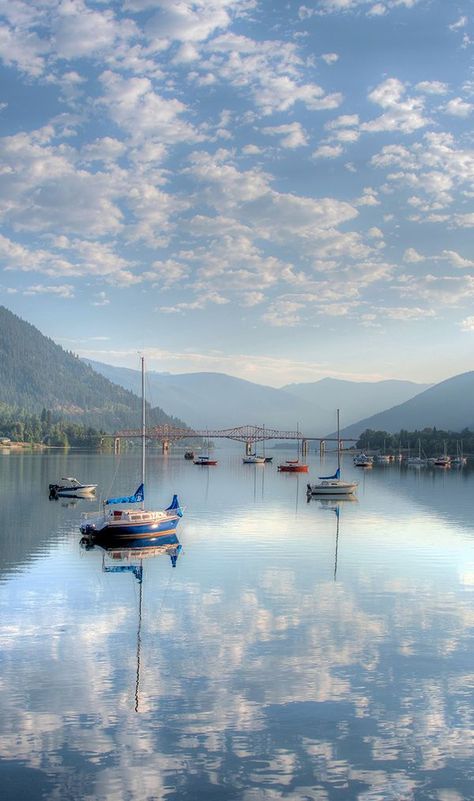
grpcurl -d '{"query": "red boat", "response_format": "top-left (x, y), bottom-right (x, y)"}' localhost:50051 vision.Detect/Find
top-left (278, 461), bottom-right (309, 473)
top-left (194, 456), bottom-right (218, 466)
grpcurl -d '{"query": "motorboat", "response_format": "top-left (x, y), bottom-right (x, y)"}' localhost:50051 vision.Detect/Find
top-left (278, 460), bottom-right (308, 473)
top-left (307, 410), bottom-right (358, 497)
top-left (353, 453), bottom-right (373, 467)
top-left (49, 477), bottom-right (97, 498)
top-left (375, 454), bottom-right (391, 464)
top-left (184, 451), bottom-right (195, 460)
top-left (242, 454), bottom-right (266, 464)
top-left (80, 357), bottom-right (183, 540)
top-left (194, 455), bottom-right (218, 466)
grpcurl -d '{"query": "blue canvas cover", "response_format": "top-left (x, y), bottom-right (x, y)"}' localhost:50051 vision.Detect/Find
top-left (105, 483), bottom-right (145, 505)
top-left (318, 468), bottom-right (340, 480)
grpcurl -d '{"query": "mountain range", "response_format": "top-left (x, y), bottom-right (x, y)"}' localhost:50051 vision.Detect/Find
top-left (338, 371), bottom-right (474, 439)
top-left (0, 306), bottom-right (186, 432)
top-left (84, 359), bottom-right (429, 435)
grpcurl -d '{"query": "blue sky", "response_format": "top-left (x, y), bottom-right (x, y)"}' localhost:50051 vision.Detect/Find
top-left (0, 0), bottom-right (473, 386)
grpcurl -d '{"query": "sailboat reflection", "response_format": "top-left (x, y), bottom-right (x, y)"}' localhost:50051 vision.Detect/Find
top-left (307, 496), bottom-right (357, 580)
top-left (80, 537), bottom-right (182, 711)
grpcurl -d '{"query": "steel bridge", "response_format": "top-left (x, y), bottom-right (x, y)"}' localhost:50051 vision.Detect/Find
top-left (109, 424), bottom-right (358, 456)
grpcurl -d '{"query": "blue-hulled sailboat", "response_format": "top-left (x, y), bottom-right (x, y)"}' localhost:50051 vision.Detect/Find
top-left (80, 357), bottom-right (183, 541)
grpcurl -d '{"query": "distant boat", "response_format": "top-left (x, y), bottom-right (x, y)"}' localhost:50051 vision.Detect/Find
top-left (242, 454), bottom-right (266, 464)
top-left (80, 357), bottom-right (183, 540)
top-left (451, 441), bottom-right (467, 466)
top-left (407, 439), bottom-right (427, 467)
top-left (307, 410), bottom-right (358, 497)
top-left (434, 441), bottom-right (451, 467)
top-left (49, 477), bottom-right (97, 498)
top-left (194, 455), bottom-right (218, 466)
top-left (184, 451), bottom-right (195, 460)
top-left (278, 424), bottom-right (308, 472)
top-left (375, 454), bottom-right (391, 464)
top-left (278, 461), bottom-right (309, 473)
top-left (353, 453), bottom-right (373, 467)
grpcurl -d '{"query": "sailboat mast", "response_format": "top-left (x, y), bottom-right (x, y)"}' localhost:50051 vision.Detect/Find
top-left (337, 408), bottom-right (341, 473)
top-left (141, 356), bottom-right (146, 509)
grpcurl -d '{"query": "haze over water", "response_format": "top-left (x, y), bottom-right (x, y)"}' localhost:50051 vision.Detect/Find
top-left (1, 448), bottom-right (473, 801)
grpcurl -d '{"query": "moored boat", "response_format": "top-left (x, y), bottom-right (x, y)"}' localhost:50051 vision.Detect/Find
top-left (353, 453), bottom-right (373, 467)
top-left (49, 477), bottom-right (97, 498)
top-left (80, 357), bottom-right (183, 541)
top-left (242, 454), bottom-right (266, 464)
top-left (194, 455), bottom-right (218, 466)
top-left (278, 460), bottom-right (308, 473)
top-left (307, 410), bottom-right (358, 497)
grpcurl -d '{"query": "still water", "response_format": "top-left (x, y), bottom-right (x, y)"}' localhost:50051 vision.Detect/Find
top-left (0, 448), bottom-right (473, 801)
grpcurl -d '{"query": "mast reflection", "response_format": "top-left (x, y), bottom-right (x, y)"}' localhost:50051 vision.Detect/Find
top-left (81, 536), bottom-right (182, 711)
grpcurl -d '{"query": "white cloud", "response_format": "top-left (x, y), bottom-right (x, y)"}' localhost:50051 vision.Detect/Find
top-left (441, 250), bottom-right (474, 269)
top-left (415, 81), bottom-right (449, 95)
top-left (312, 144), bottom-right (343, 159)
top-left (321, 52), bottom-right (339, 64)
top-left (53, 0), bottom-right (136, 59)
top-left (403, 248), bottom-right (424, 263)
top-left (460, 316), bottom-right (474, 331)
top-left (261, 122), bottom-right (308, 149)
top-left (23, 283), bottom-right (75, 298)
top-left (362, 78), bottom-right (429, 134)
top-left (98, 71), bottom-right (201, 145)
top-left (442, 98), bottom-right (473, 118)
top-left (449, 16), bottom-right (467, 32)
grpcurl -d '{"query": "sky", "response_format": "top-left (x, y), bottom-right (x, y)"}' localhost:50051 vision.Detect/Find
top-left (0, 0), bottom-right (473, 387)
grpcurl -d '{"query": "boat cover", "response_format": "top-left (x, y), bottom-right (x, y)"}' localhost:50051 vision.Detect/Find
top-left (318, 468), bottom-right (340, 480)
top-left (105, 483), bottom-right (145, 505)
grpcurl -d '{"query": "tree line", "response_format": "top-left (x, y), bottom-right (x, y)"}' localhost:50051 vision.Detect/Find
top-left (0, 406), bottom-right (104, 448)
top-left (356, 427), bottom-right (474, 456)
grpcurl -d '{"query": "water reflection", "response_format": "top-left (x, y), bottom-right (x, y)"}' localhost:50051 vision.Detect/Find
top-left (82, 539), bottom-right (182, 714)
top-left (0, 451), bottom-right (473, 800)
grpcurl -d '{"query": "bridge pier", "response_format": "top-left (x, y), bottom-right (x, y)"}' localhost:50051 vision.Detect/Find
top-left (319, 439), bottom-right (326, 457)
top-left (162, 440), bottom-right (169, 454)
top-left (301, 439), bottom-right (308, 457)
top-left (245, 440), bottom-right (253, 456)
top-left (114, 437), bottom-right (120, 455)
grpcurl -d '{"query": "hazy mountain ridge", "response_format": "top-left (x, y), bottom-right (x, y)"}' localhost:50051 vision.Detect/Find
top-left (283, 377), bottom-right (431, 426)
top-left (0, 307), bottom-right (187, 432)
top-left (338, 371), bottom-right (474, 438)
top-left (85, 360), bottom-right (429, 435)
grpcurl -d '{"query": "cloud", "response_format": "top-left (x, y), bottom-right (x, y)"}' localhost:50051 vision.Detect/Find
top-left (23, 283), bottom-right (75, 298)
top-left (415, 81), bottom-right (449, 95)
top-left (312, 144), bottom-right (343, 159)
top-left (460, 316), bottom-right (474, 331)
top-left (98, 71), bottom-right (201, 145)
top-left (442, 98), bottom-right (473, 118)
top-left (261, 122), bottom-right (308, 149)
top-left (403, 248), bottom-right (424, 263)
top-left (362, 78), bottom-right (429, 134)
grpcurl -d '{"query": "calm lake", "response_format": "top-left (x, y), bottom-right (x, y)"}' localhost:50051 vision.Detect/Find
top-left (0, 448), bottom-right (473, 801)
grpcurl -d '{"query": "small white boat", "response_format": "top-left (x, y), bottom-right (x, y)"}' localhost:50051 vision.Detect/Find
top-left (407, 439), bottom-right (427, 467)
top-left (307, 411), bottom-right (358, 497)
top-left (353, 453), bottom-right (373, 467)
top-left (49, 477), bottom-right (97, 498)
top-left (375, 454), bottom-right (391, 464)
top-left (242, 454), bottom-right (266, 464)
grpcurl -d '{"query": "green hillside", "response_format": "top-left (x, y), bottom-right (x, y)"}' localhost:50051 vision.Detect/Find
top-left (0, 306), bottom-right (187, 432)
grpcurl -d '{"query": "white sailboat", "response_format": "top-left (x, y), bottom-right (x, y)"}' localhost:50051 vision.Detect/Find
top-left (307, 410), bottom-right (358, 497)
top-left (80, 357), bottom-right (183, 542)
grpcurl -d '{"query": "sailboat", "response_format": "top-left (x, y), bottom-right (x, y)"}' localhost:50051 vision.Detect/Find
top-left (278, 424), bottom-right (308, 472)
top-left (194, 431), bottom-right (218, 465)
top-left (407, 438), bottom-right (427, 467)
top-left (80, 357), bottom-right (183, 542)
top-left (452, 440), bottom-right (467, 466)
top-left (434, 441), bottom-right (451, 467)
top-left (307, 410), bottom-right (358, 496)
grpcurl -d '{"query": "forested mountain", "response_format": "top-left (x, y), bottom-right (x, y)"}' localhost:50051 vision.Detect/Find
top-left (0, 306), bottom-right (186, 432)
top-left (339, 371), bottom-right (474, 438)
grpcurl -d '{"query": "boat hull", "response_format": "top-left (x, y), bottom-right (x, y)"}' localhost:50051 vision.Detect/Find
top-left (80, 514), bottom-right (181, 538)
top-left (278, 465), bottom-right (309, 473)
top-left (307, 483), bottom-right (357, 496)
